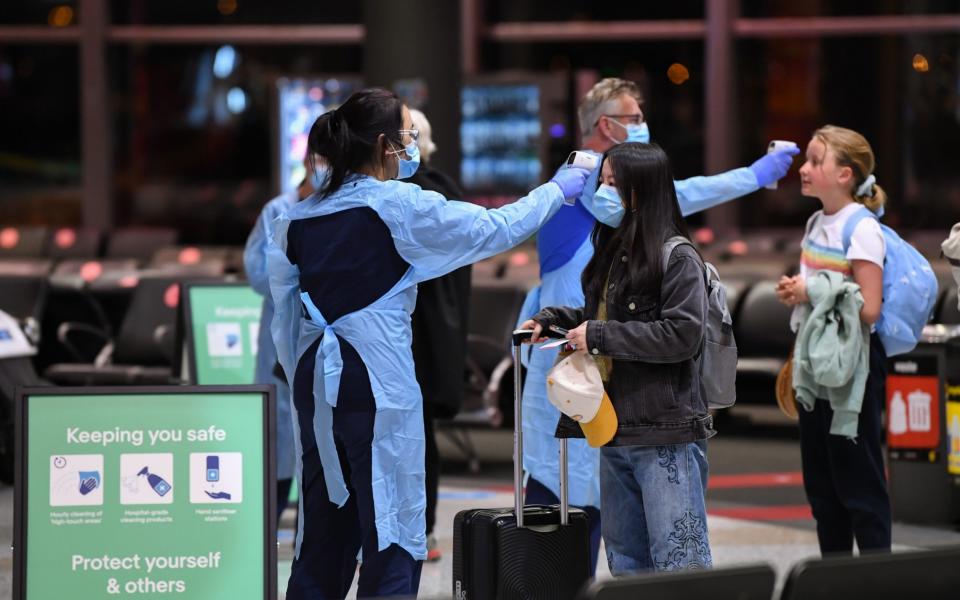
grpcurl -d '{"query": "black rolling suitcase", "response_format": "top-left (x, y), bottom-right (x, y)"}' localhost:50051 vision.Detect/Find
top-left (453, 329), bottom-right (591, 600)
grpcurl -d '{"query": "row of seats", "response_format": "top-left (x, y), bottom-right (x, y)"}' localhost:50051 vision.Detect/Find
top-left (0, 228), bottom-right (249, 375)
top-left (576, 544), bottom-right (960, 600)
top-left (0, 226), bottom-right (177, 261)
top-left (695, 226), bottom-right (950, 264)
top-left (440, 255), bottom-right (960, 468)
top-left (0, 225), bottom-right (247, 284)
top-left (0, 269), bottom-right (229, 386)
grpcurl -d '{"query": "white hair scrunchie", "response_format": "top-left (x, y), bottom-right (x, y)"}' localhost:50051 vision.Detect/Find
top-left (856, 174), bottom-right (876, 198)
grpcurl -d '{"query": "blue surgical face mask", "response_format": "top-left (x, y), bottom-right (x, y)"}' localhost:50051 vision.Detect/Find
top-left (631, 122), bottom-right (650, 144)
top-left (584, 184), bottom-right (625, 228)
top-left (391, 140), bottom-right (420, 180)
top-left (608, 118), bottom-right (650, 144)
top-left (310, 165), bottom-right (329, 190)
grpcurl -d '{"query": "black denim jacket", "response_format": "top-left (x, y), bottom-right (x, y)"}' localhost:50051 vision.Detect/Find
top-left (532, 244), bottom-right (715, 447)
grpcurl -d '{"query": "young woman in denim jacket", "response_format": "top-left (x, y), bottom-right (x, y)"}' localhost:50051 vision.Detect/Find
top-left (521, 142), bottom-right (713, 574)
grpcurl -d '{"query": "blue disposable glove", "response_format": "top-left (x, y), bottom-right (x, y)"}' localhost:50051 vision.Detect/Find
top-left (550, 166), bottom-right (592, 200)
top-left (749, 146), bottom-right (800, 188)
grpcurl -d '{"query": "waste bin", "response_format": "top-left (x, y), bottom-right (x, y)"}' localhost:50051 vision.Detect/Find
top-left (887, 325), bottom-right (960, 525)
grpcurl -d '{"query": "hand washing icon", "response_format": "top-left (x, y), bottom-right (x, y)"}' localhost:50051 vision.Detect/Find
top-left (137, 466), bottom-right (172, 497)
top-left (78, 470), bottom-right (100, 496)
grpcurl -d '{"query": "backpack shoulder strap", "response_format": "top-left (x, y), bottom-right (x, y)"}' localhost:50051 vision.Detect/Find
top-left (661, 236), bottom-right (694, 274)
top-left (841, 205), bottom-right (879, 254)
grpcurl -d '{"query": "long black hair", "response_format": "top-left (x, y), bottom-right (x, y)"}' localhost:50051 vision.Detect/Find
top-left (307, 88), bottom-right (404, 198)
top-left (581, 143), bottom-right (692, 305)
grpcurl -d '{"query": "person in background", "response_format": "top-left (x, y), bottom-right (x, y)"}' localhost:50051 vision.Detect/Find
top-left (516, 77), bottom-right (799, 574)
top-left (243, 152), bottom-right (319, 524)
top-left (941, 222), bottom-right (960, 306)
top-left (776, 125), bottom-right (890, 555)
top-left (267, 89), bottom-right (590, 598)
top-left (406, 108), bottom-right (472, 563)
top-left (522, 142), bottom-right (714, 574)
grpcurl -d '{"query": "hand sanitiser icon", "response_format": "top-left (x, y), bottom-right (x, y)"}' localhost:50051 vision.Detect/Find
top-left (137, 466), bottom-right (172, 497)
top-left (206, 456), bottom-right (220, 482)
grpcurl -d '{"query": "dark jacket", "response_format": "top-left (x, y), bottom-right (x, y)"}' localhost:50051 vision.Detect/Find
top-left (408, 165), bottom-right (472, 418)
top-left (533, 243), bottom-right (714, 446)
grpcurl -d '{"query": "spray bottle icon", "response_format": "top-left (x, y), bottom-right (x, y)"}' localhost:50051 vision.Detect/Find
top-left (137, 466), bottom-right (172, 497)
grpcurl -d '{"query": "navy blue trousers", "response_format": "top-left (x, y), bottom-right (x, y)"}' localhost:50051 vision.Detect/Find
top-left (799, 333), bottom-right (892, 555)
top-left (286, 338), bottom-right (422, 599)
top-left (526, 476), bottom-right (602, 576)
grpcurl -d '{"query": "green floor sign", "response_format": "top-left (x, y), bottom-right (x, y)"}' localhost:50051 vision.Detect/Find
top-left (184, 284), bottom-right (264, 385)
top-left (15, 387), bottom-right (276, 599)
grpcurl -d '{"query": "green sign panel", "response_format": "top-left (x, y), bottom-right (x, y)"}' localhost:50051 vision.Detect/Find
top-left (16, 387), bottom-right (275, 599)
top-left (185, 285), bottom-right (263, 385)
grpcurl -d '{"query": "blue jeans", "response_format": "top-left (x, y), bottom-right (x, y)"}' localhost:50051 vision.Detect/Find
top-left (600, 441), bottom-right (711, 575)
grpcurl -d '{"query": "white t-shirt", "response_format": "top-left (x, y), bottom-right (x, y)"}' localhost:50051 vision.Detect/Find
top-left (792, 202), bottom-right (885, 331)
top-left (799, 202), bottom-right (885, 280)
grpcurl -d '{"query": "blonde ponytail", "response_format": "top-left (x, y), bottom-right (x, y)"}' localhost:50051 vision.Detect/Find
top-left (814, 125), bottom-right (887, 215)
top-left (858, 182), bottom-right (887, 215)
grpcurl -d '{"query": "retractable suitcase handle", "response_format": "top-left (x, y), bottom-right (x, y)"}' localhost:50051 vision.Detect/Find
top-left (512, 329), bottom-right (570, 528)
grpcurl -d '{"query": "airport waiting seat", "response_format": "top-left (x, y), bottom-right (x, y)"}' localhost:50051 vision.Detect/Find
top-left (44, 275), bottom-right (185, 386)
top-left (49, 258), bottom-right (140, 291)
top-left (0, 226), bottom-right (48, 258)
top-left (0, 272), bottom-right (49, 326)
top-left (714, 257), bottom-right (795, 281)
top-left (105, 227), bottom-right (178, 263)
top-left (0, 259), bottom-right (53, 278)
top-left (734, 281), bottom-right (795, 403)
top-left (47, 227), bottom-right (102, 260)
top-left (436, 282), bottom-right (527, 472)
top-left (149, 246), bottom-right (230, 276)
top-left (719, 276), bottom-right (752, 322)
top-left (577, 563), bottom-right (775, 600)
top-left (780, 546), bottom-right (960, 600)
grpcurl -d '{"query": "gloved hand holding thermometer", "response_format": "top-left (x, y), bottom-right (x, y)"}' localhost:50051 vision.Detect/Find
top-left (550, 154), bottom-right (594, 204)
top-left (750, 141), bottom-right (800, 189)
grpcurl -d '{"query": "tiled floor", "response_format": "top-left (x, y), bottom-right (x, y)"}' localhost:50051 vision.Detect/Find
top-left (267, 413), bottom-right (960, 599)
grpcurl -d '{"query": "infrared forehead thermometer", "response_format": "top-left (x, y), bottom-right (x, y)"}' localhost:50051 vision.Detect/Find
top-left (565, 151), bottom-right (600, 171)
top-left (765, 140), bottom-right (798, 190)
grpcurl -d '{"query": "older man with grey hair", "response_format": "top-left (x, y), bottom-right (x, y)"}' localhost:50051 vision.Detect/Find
top-left (517, 76), bottom-right (800, 576)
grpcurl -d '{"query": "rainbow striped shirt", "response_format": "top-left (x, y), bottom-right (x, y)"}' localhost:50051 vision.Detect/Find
top-left (801, 238), bottom-right (851, 277)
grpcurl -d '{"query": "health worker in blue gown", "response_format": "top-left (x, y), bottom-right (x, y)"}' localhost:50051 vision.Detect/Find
top-left (266, 88), bottom-right (591, 599)
top-left (518, 77), bottom-right (800, 575)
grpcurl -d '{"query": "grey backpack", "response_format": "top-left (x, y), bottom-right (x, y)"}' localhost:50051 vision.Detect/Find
top-left (661, 237), bottom-right (737, 409)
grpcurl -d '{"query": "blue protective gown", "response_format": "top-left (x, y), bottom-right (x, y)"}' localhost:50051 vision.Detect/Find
top-left (243, 190), bottom-right (297, 482)
top-left (267, 175), bottom-right (565, 561)
top-left (518, 150), bottom-right (760, 509)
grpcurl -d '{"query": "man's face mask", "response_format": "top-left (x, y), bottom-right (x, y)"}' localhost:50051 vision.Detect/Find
top-left (583, 183), bottom-right (626, 228)
top-left (607, 118), bottom-right (650, 145)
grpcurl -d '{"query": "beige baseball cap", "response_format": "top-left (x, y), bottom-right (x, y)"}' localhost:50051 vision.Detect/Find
top-left (546, 352), bottom-right (617, 447)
